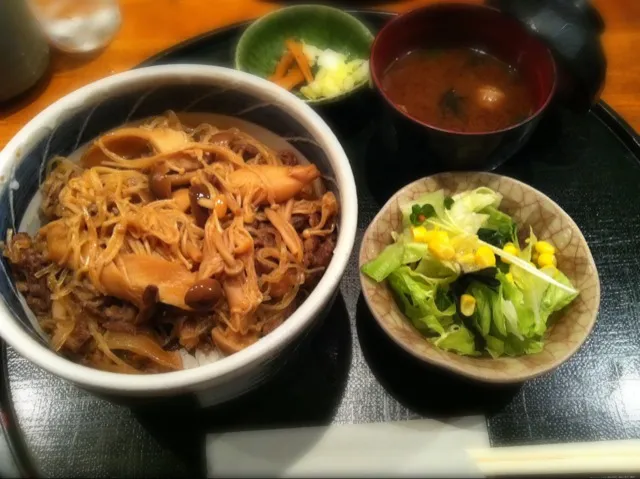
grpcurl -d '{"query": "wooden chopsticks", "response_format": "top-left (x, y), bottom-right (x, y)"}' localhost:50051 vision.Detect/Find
top-left (468, 440), bottom-right (640, 476)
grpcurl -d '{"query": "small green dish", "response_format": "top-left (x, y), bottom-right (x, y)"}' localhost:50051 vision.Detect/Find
top-left (235, 5), bottom-right (374, 106)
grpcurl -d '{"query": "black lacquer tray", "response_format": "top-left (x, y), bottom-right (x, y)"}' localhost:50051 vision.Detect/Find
top-left (2, 10), bottom-right (640, 478)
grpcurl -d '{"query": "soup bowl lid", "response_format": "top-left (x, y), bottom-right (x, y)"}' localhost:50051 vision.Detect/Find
top-left (486, 0), bottom-right (607, 111)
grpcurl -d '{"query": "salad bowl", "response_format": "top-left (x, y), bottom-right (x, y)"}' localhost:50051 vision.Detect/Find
top-left (359, 172), bottom-right (600, 383)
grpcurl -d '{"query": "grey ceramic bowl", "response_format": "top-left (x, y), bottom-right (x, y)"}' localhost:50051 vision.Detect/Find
top-left (359, 172), bottom-right (600, 383)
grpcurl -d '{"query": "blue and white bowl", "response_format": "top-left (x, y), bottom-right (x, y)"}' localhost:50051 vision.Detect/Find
top-left (0, 65), bottom-right (357, 400)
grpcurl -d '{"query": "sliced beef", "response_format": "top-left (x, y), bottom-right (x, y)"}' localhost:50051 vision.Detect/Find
top-left (252, 223), bottom-right (276, 248)
top-left (262, 316), bottom-right (284, 336)
top-left (6, 233), bottom-right (48, 274)
top-left (178, 318), bottom-right (201, 351)
top-left (303, 236), bottom-right (319, 269)
top-left (255, 260), bottom-right (271, 277)
top-left (268, 271), bottom-right (299, 299)
top-left (17, 281), bottom-right (50, 316)
top-left (97, 301), bottom-right (140, 334)
top-left (314, 234), bottom-right (336, 269)
top-left (230, 140), bottom-right (259, 160)
top-left (81, 296), bottom-right (108, 318)
top-left (309, 212), bottom-right (321, 228)
top-left (163, 337), bottom-right (180, 351)
top-left (291, 214), bottom-right (308, 232)
top-left (303, 233), bottom-right (336, 287)
top-left (278, 150), bottom-right (299, 166)
top-left (303, 234), bottom-right (335, 269)
top-left (177, 314), bottom-right (213, 351)
top-left (5, 234), bottom-right (52, 315)
top-left (78, 292), bottom-right (140, 335)
top-left (102, 321), bottom-right (137, 335)
top-left (104, 304), bottom-right (137, 323)
top-left (65, 321), bottom-right (91, 353)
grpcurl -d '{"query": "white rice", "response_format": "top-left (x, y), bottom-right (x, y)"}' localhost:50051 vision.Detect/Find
top-left (179, 347), bottom-right (223, 369)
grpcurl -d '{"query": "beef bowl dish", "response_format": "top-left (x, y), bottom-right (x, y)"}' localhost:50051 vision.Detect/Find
top-left (0, 65), bottom-right (357, 400)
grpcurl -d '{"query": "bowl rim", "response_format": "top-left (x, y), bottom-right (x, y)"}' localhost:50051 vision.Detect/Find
top-left (369, 3), bottom-right (558, 136)
top-left (0, 64), bottom-right (358, 394)
top-left (359, 171), bottom-right (601, 383)
top-left (234, 4), bottom-right (375, 106)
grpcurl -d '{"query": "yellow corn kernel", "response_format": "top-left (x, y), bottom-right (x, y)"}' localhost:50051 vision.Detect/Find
top-left (430, 242), bottom-right (456, 261)
top-left (503, 242), bottom-right (518, 256)
top-left (430, 230), bottom-right (449, 244)
top-left (411, 226), bottom-right (429, 243)
top-left (460, 294), bottom-right (476, 317)
top-left (458, 253), bottom-right (475, 265)
top-left (505, 272), bottom-right (514, 283)
top-left (537, 252), bottom-right (557, 268)
top-left (535, 240), bottom-right (556, 255)
top-left (412, 227), bottom-right (437, 244)
top-left (501, 242), bottom-right (519, 264)
top-left (427, 230), bottom-right (452, 258)
top-left (475, 245), bottom-right (496, 268)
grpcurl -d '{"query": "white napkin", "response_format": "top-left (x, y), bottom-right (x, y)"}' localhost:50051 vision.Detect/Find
top-left (206, 416), bottom-right (489, 477)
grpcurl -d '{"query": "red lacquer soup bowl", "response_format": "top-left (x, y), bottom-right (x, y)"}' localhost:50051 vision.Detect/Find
top-left (370, 3), bottom-right (557, 170)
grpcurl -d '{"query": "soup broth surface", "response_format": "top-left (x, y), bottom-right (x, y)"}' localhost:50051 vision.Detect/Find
top-left (381, 47), bottom-right (535, 133)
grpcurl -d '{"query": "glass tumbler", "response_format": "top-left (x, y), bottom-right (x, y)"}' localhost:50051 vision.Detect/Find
top-left (29, 0), bottom-right (122, 54)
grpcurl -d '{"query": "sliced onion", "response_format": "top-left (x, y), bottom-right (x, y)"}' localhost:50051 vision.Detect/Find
top-left (104, 331), bottom-right (183, 371)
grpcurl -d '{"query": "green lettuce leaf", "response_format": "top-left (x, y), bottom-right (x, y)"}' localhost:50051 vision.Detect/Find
top-left (413, 289), bottom-right (456, 336)
top-left (468, 282), bottom-right (493, 337)
top-left (491, 284), bottom-right (507, 337)
top-left (387, 266), bottom-right (456, 336)
top-left (519, 228), bottom-right (538, 262)
top-left (500, 298), bottom-right (523, 340)
top-left (464, 282), bottom-right (506, 356)
top-left (361, 242), bottom-right (404, 282)
top-left (499, 271), bottom-right (535, 338)
top-left (402, 242), bottom-right (429, 265)
top-left (477, 206), bottom-right (518, 248)
top-left (432, 325), bottom-right (479, 356)
top-left (447, 187), bottom-right (503, 235)
top-left (510, 263), bottom-right (551, 336)
top-left (511, 266), bottom-right (576, 337)
top-left (540, 266), bottom-right (579, 319)
top-left (361, 241), bottom-right (430, 282)
top-left (504, 336), bottom-right (544, 356)
top-left (413, 314), bottom-right (448, 336)
top-left (414, 252), bottom-right (459, 284)
top-left (485, 335), bottom-right (505, 358)
top-left (386, 265), bottom-right (457, 338)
